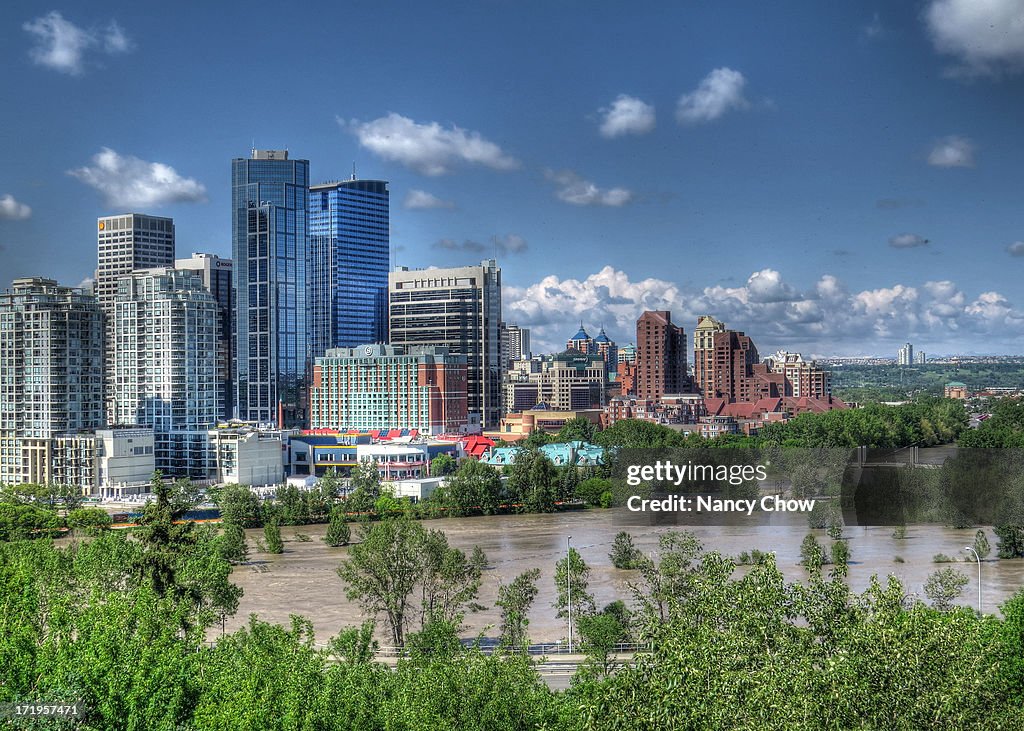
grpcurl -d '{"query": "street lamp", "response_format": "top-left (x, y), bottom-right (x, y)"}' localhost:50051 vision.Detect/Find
top-left (963, 546), bottom-right (982, 613)
top-left (567, 536), bottom-right (573, 653)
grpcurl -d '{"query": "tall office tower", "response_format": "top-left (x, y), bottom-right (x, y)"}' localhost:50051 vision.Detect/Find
top-left (593, 326), bottom-right (618, 374)
top-left (618, 343), bottom-right (637, 364)
top-left (308, 177), bottom-right (390, 358)
top-left (0, 278), bottom-right (104, 485)
top-left (113, 269), bottom-right (219, 478)
top-left (96, 214), bottom-right (175, 417)
top-left (897, 343), bottom-right (914, 366)
top-left (636, 311), bottom-right (688, 400)
top-left (175, 253), bottom-right (234, 419)
top-left (501, 323), bottom-right (531, 368)
top-left (232, 149), bottom-right (310, 427)
top-left (389, 260), bottom-right (502, 429)
top-left (693, 315), bottom-right (726, 395)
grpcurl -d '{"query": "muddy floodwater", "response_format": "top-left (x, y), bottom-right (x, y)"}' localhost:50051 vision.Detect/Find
top-left (224, 510), bottom-right (1024, 646)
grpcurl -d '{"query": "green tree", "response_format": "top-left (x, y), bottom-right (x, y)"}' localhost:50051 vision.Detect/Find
top-left (554, 547), bottom-right (595, 634)
top-left (576, 601), bottom-right (631, 678)
top-left (0, 502), bottom-right (61, 541)
top-left (336, 516), bottom-right (483, 648)
top-left (211, 483), bottom-right (263, 527)
top-left (263, 519), bottom-right (284, 554)
top-left (496, 568), bottom-right (541, 650)
top-left (431, 453), bottom-right (458, 476)
top-left (440, 458), bottom-right (502, 515)
top-left (218, 521), bottom-right (249, 564)
top-left (609, 531), bottom-right (644, 569)
top-left (324, 506), bottom-right (351, 547)
top-left (924, 567), bottom-right (969, 611)
top-left (557, 416), bottom-right (597, 443)
top-left (994, 525), bottom-right (1024, 558)
top-left (974, 529), bottom-right (992, 560)
top-left (577, 477), bottom-right (613, 507)
top-left (327, 620), bottom-right (379, 665)
top-left (65, 507), bottom-right (113, 535)
top-left (508, 449), bottom-right (557, 513)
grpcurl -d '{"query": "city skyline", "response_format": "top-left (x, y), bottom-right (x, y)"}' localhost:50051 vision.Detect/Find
top-left (1, 2), bottom-right (1024, 356)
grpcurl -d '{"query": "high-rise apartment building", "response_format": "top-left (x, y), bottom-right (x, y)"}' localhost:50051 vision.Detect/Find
top-left (0, 278), bottom-right (105, 485)
top-left (389, 260), bottom-right (502, 429)
top-left (232, 149), bottom-right (310, 427)
top-left (96, 214), bottom-right (175, 417)
top-left (175, 253), bottom-right (233, 419)
top-left (636, 311), bottom-right (688, 400)
top-left (897, 343), bottom-right (914, 366)
top-left (500, 323), bottom-right (531, 368)
top-left (308, 178), bottom-right (390, 357)
top-left (693, 315), bottom-right (726, 396)
top-left (915, 351), bottom-right (926, 365)
top-left (309, 344), bottom-right (468, 435)
top-left (762, 351), bottom-right (832, 399)
top-left (113, 269), bottom-right (219, 478)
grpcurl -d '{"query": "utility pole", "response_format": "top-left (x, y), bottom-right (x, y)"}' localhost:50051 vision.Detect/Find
top-left (567, 535), bottom-right (573, 653)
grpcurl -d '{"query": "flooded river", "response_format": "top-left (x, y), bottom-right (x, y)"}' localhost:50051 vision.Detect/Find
top-left (225, 510), bottom-right (1023, 646)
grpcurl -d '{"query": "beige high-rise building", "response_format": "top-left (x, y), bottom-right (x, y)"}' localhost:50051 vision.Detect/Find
top-left (96, 214), bottom-right (175, 418)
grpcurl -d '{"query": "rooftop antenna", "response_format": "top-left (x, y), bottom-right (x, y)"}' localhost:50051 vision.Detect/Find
top-left (352, 161), bottom-right (357, 181)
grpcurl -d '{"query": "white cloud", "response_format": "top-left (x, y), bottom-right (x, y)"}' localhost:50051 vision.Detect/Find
top-left (404, 189), bottom-right (456, 210)
top-left (23, 11), bottom-right (132, 76)
top-left (433, 233), bottom-right (527, 255)
top-left (1007, 241), bottom-right (1024, 256)
top-left (598, 94), bottom-right (656, 138)
top-left (544, 169), bottom-right (633, 207)
top-left (0, 194), bottom-right (32, 220)
top-left (927, 135), bottom-right (975, 167)
top-left (889, 233), bottom-right (930, 248)
top-left (863, 12), bottom-right (885, 39)
top-left (676, 67), bottom-right (750, 124)
top-left (68, 148), bottom-right (207, 207)
top-left (341, 113), bottom-right (519, 176)
top-left (504, 267), bottom-right (1024, 355)
top-left (924, 0), bottom-right (1024, 77)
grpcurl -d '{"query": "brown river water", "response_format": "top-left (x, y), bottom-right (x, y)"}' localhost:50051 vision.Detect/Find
top-left (224, 510), bottom-right (1024, 646)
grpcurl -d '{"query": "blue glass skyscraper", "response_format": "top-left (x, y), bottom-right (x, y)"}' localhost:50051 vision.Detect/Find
top-left (232, 150), bottom-right (310, 428)
top-left (308, 177), bottom-right (389, 357)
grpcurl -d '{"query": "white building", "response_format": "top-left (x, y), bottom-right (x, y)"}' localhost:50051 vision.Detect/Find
top-left (355, 443), bottom-right (430, 480)
top-left (897, 343), bottom-right (914, 366)
top-left (209, 424), bottom-right (285, 486)
top-left (113, 269), bottom-right (220, 478)
top-left (94, 428), bottom-right (156, 498)
top-left (0, 278), bottom-right (105, 485)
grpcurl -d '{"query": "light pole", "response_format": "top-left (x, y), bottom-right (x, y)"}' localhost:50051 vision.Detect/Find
top-left (567, 536), bottom-right (572, 653)
top-left (963, 546), bottom-right (982, 613)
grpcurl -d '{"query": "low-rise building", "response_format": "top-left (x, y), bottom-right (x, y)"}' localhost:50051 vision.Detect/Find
top-left (209, 423), bottom-right (285, 486)
top-left (944, 381), bottom-right (969, 399)
top-left (603, 394), bottom-right (705, 427)
top-left (491, 407), bottom-right (603, 441)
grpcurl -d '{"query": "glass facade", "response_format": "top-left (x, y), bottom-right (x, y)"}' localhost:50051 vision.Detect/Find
top-left (308, 179), bottom-right (390, 358)
top-left (231, 151), bottom-right (310, 427)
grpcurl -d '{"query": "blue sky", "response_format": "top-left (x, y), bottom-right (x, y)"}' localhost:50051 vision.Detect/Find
top-left (1, 0), bottom-right (1023, 356)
